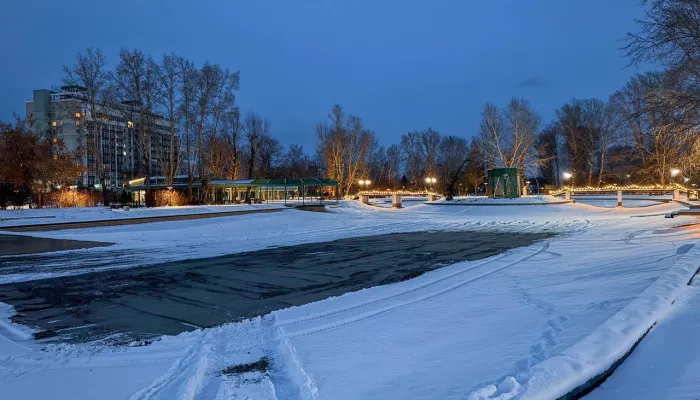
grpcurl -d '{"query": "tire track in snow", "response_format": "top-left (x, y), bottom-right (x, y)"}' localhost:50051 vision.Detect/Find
top-left (260, 315), bottom-right (319, 400)
top-left (277, 219), bottom-right (589, 336)
top-left (129, 337), bottom-right (213, 400)
top-left (284, 242), bottom-right (550, 339)
top-left (278, 249), bottom-right (517, 327)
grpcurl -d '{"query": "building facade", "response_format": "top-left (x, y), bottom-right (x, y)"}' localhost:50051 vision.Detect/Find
top-left (26, 86), bottom-right (176, 190)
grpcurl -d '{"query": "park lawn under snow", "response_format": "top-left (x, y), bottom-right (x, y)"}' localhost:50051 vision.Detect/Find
top-left (433, 195), bottom-right (569, 205)
top-left (586, 278), bottom-right (700, 400)
top-left (0, 203), bottom-right (284, 228)
top-left (1, 200), bottom-right (699, 399)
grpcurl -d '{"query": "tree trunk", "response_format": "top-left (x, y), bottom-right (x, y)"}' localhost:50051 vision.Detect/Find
top-left (248, 148), bottom-right (256, 179)
top-left (597, 148), bottom-right (606, 186)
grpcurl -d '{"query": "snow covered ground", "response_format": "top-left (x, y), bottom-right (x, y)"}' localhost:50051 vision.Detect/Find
top-left (572, 194), bottom-right (674, 209)
top-left (434, 195), bottom-right (570, 205)
top-left (1, 201), bottom-right (699, 399)
top-left (0, 204), bottom-right (284, 228)
top-left (585, 277), bottom-right (700, 400)
top-left (369, 196), bottom-right (427, 208)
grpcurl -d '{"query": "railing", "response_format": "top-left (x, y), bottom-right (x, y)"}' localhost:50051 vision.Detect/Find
top-left (549, 185), bottom-right (690, 196)
top-left (357, 190), bottom-right (440, 196)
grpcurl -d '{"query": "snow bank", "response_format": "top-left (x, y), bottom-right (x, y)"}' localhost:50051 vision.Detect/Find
top-left (0, 303), bottom-right (34, 341)
top-left (432, 195), bottom-right (570, 206)
top-left (0, 204), bottom-right (284, 228)
top-left (518, 243), bottom-right (700, 399)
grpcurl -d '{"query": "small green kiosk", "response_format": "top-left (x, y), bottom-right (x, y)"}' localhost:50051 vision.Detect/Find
top-left (487, 168), bottom-right (521, 198)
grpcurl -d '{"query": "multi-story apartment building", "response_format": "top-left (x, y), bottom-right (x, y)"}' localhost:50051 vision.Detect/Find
top-left (26, 86), bottom-right (176, 190)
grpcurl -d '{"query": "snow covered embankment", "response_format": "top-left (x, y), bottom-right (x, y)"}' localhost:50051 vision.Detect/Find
top-left (469, 242), bottom-right (700, 400)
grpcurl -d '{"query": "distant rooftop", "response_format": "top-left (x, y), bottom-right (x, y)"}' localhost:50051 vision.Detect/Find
top-left (60, 85), bottom-right (87, 92)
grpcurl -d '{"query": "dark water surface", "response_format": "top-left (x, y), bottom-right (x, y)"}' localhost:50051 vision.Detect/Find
top-left (0, 230), bottom-right (549, 344)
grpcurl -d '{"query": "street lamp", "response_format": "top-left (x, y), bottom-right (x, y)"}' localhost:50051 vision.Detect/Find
top-left (670, 168), bottom-right (681, 185)
top-left (424, 177), bottom-right (437, 192)
top-left (562, 172), bottom-right (572, 180)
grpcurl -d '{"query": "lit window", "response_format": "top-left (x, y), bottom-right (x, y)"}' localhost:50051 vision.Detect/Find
top-left (127, 121), bottom-right (134, 129)
top-left (51, 121), bottom-right (57, 127)
top-left (75, 112), bottom-right (81, 118)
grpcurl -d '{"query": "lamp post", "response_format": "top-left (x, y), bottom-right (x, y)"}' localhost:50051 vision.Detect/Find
top-left (669, 168), bottom-right (681, 192)
top-left (358, 179), bottom-right (371, 190)
top-left (562, 172), bottom-right (572, 186)
top-left (424, 177), bottom-right (436, 191)
top-left (167, 186), bottom-right (174, 206)
top-left (671, 168), bottom-right (681, 183)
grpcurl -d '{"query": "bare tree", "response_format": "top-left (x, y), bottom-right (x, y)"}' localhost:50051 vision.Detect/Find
top-left (610, 72), bottom-right (698, 184)
top-left (243, 110), bottom-right (270, 179)
top-left (256, 134), bottom-right (283, 178)
top-left (63, 47), bottom-right (109, 203)
top-left (479, 98), bottom-right (541, 171)
top-left (343, 116), bottom-right (377, 195)
top-left (283, 144), bottom-right (309, 178)
top-left (178, 57), bottom-right (198, 197)
top-left (205, 68), bottom-right (240, 180)
top-left (536, 124), bottom-right (560, 186)
top-left (399, 128), bottom-right (441, 186)
top-left (156, 52), bottom-right (182, 187)
top-left (193, 63), bottom-right (221, 180)
top-left (385, 144), bottom-right (402, 189)
top-left (625, 0), bottom-right (700, 136)
top-left (112, 48), bottom-right (162, 206)
top-left (316, 105), bottom-right (377, 196)
top-left (316, 105), bottom-right (346, 192)
top-left (223, 107), bottom-right (243, 180)
top-left (578, 99), bottom-right (604, 186)
top-left (437, 135), bottom-right (469, 199)
top-left (464, 138), bottom-right (486, 194)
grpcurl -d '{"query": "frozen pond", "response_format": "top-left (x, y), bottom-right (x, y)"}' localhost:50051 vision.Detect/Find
top-left (369, 196), bottom-right (428, 208)
top-left (0, 230), bottom-right (549, 344)
top-left (572, 195), bottom-right (671, 208)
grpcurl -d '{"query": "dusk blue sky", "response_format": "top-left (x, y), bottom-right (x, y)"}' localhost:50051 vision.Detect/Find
top-left (1, 0), bottom-right (655, 150)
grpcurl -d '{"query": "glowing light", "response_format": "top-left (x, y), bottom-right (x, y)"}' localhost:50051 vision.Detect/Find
top-left (671, 168), bottom-right (681, 177)
top-left (550, 183), bottom-right (688, 197)
top-left (562, 172), bottom-right (572, 180)
top-left (424, 177), bottom-right (437, 184)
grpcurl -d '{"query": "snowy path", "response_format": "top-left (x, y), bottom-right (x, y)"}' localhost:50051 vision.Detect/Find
top-left (585, 280), bottom-right (700, 400)
top-left (1, 202), bottom-right (698, 399)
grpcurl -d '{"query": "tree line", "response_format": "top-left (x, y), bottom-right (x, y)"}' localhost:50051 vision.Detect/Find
top-left (2, 0), bottom-right (700, 208)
